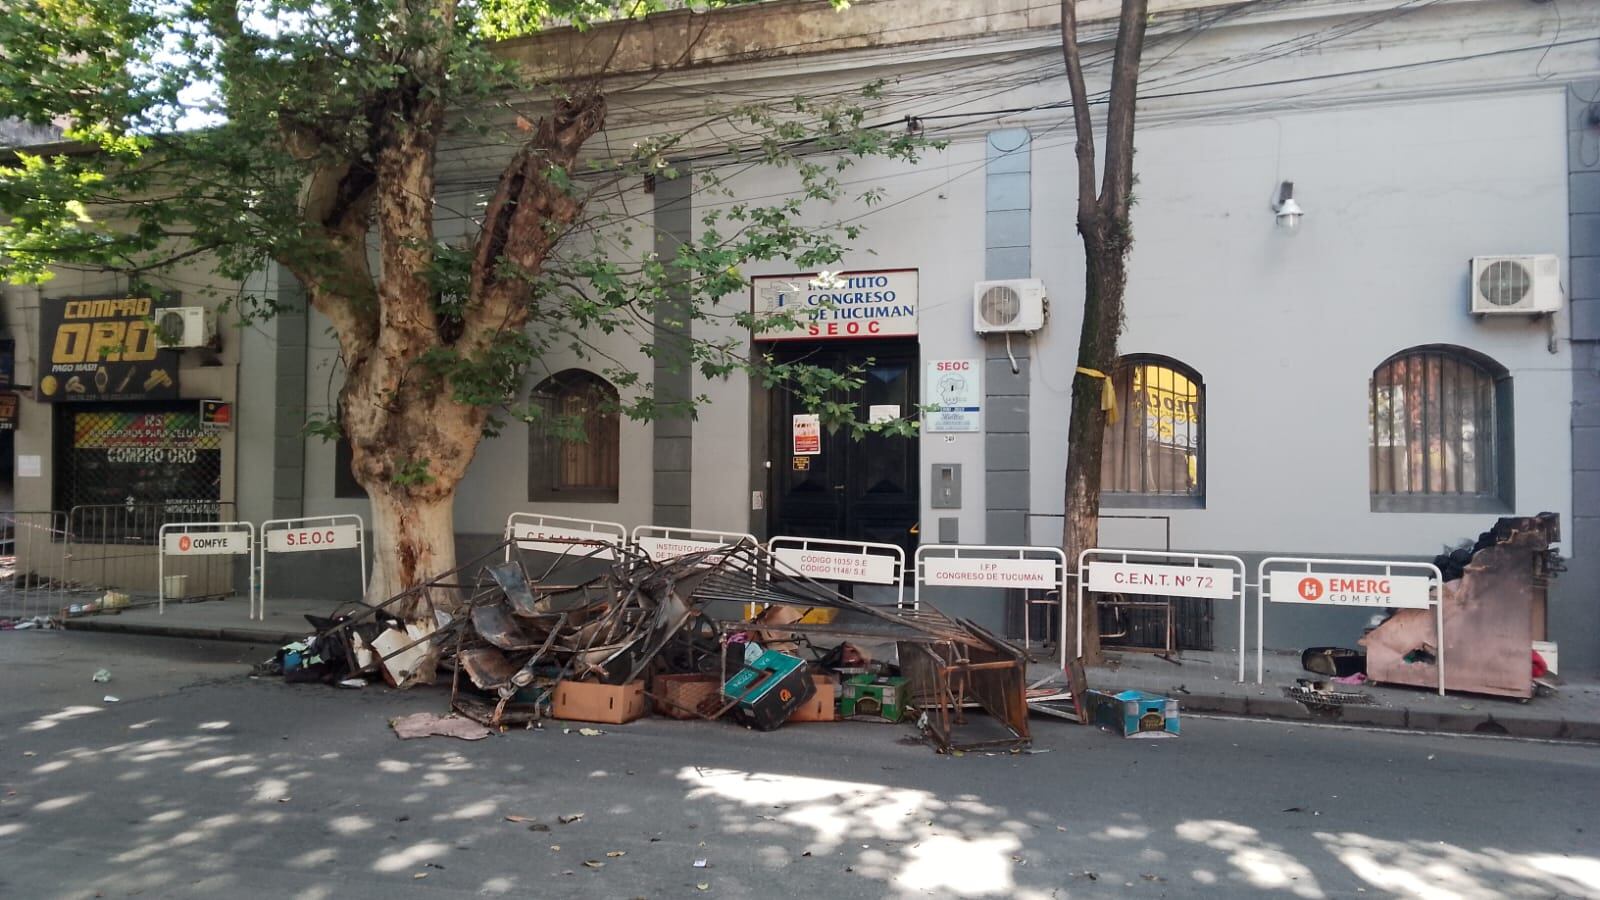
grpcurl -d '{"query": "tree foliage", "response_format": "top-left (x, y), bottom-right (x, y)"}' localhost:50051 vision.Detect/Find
top-left (1, 0), bottom-right (927, 610)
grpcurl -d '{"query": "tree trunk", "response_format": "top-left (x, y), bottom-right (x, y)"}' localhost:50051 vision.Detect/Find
top-left (1062, 221), bottom-right (1130, 665)
top-left (365, 487), bottom-right (457, 614)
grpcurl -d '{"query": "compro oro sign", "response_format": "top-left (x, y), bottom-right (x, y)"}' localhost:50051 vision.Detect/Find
top-left (922, 557), bottom-right (1057, 588)
top-left (1087, 562), bottom-right (1235, 599)
top-left (751, 270), bottom-right (918, 340)
top-left (1269, 571), bottom-right (1431, 608)
top-left (163, 531), bottom-right (249, 556)
top-left (265, 524), bottom-right (361, 553)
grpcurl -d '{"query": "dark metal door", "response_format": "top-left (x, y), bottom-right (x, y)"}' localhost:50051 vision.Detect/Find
top-left (768, 341), bottom-right (919, 556)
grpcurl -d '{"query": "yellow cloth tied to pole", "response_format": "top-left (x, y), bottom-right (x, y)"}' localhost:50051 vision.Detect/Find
top-left (1075, 366), bottom-right (1119, 425)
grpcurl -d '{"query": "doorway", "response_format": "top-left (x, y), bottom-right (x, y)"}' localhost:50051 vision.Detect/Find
top-left (766, 340), bottom-right (919, 556)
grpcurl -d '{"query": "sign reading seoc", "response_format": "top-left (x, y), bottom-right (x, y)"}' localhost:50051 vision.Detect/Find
top-left (266, 524), bottom-right (361, 553)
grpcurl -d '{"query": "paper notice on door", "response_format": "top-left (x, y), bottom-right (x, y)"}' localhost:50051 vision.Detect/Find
top-left (868, 404), bottom-right (900, 424)
top-left (793, 414), bottom-right (821, 455)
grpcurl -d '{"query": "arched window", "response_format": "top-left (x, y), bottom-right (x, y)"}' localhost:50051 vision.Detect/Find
top-left (1101, 355), bottom-right (1204, 507)
top-left (1370, 345), bottom-right (1512, 512)
top-left (528, 369), bottom-right (620, 503)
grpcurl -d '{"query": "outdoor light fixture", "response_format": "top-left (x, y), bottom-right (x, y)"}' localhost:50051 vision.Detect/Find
top-left (1274, 180), bottom-right (1304, 233)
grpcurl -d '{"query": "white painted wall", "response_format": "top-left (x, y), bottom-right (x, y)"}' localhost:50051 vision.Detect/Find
top-left (1029, 90), bottom-right (1573, 556)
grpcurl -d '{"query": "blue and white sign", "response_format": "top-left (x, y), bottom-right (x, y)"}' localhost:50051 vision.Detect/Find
top-left (926, 358), bottom-right (981, 432)
top-left (752, 269), bottom-right (918, 341)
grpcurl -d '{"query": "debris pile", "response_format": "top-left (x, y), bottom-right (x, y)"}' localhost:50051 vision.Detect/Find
top-left (279, 540), bottom-right (1033, 753)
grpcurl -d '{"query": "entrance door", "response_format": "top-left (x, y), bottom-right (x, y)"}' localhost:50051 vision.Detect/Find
top-left (768, 341), bottom-right (919, 555)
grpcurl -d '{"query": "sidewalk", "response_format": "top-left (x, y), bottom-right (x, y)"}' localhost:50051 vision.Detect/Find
top-left (1044, 648), bottom-right (1600, 743)
top-left (60, 592), bottom-right (327, 645)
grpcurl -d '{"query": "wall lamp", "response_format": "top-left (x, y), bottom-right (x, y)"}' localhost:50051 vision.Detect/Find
top-left (1274, 180), bottom-right (1305, 233)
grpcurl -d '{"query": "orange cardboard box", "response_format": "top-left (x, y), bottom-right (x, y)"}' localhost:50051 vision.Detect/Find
top-left (552, 679), bottom-right (649, 724)
top-left (788, 675), bottom-right (837, 723)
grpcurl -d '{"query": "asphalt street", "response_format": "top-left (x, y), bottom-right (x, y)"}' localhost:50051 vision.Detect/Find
top-left (1, 631), bottom-right (1596, 899)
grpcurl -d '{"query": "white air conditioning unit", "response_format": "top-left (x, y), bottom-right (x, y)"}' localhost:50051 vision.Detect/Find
top-left (1470, 255), bottom-right (1561, 315)
top-left (973, 279), bottom-right (1047, 334)
top-left (153, 306), bottom-right (216, 348)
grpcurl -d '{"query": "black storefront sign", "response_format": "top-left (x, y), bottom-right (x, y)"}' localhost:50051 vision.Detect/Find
top-left (0, 393), bottom-right (17, 431)
top-left (35, 297), bottom-right (179, 402)
top-left (0, 338), bottom-right (15, 388)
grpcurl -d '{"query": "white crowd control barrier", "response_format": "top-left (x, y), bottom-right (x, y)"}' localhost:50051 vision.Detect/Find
top-left (505, 512), bottom-right (627, 562)
top-left (914, 545), bottom-right (1068, 655)
top-left (157, 521), bottom-right (256, 616)
top-left (1080, 549), bottom-right (1250, 680)
top-left (258, 515), bottom-right (366, 621)
top-left (1258, 557), bottom-right (1445, 695)
top-left (632, 525), bottom-right (758, 565)
top-left (769, 536), bottom-right (907, 608)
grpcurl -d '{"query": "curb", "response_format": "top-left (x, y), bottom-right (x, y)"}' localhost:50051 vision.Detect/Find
top-left (1167, 688), bottom-right (1597, 743)
top-left (63, 617), bottom-right (297, 646)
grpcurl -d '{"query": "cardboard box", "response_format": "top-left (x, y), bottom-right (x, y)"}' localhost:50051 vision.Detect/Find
top-left (652, 674), bottom-right (721, 719)
top-left (552, 679), bottom-right (649, 724)
top-left (723, 650), bottom-right (815, 731)
top-left (840, 674), bottom-right (909, 723)
top-left (787, 675), bottom-right (837, 723)
top-left (1085, 689), bottom-right (1179, 738)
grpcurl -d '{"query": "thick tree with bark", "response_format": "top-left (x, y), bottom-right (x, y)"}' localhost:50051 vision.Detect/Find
top-left (1059, 0), bottom-right (1149, 663)
top-left (1, 0), bottom-right (920, 624)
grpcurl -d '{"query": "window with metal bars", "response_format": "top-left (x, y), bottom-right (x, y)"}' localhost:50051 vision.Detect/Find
top-left (1369, 345), bottom-right (1513, 513)
top-left (527, 369), bottom-right (620, 503)
top-left (1101, 356), bottom-right (1204, 508)
top-left (53, 403), bottom-right (224, 540)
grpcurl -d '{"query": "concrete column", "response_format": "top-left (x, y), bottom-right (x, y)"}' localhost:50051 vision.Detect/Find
top-left (652, 170), bottom-right (693, 526)
top-left (984, 128), bottom-right (1032, 545)
top-left (1564, 82), bottom-right (1600, 673)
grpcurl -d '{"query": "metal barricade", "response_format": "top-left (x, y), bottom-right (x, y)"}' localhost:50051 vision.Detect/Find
top-left (1, 510), bottom-right (76, 621)
top-left (504, 512), bottom-right (627, 562)
top-left (66, 502), bottom-right (236, 602)
top-left (1080, 549), bottom-right (1249, 680)
top-left (768, 535), bottom-right (906, 609)
top-left (1257, 556), bottom-right (1445, 695)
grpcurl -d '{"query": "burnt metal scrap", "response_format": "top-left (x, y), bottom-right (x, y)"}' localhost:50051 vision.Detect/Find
top-left (321, 537), bottom-right (1031, 752)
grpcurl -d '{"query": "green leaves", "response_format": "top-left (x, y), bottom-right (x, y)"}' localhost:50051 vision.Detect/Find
top-left (2, 0), bottom-right (934, 493)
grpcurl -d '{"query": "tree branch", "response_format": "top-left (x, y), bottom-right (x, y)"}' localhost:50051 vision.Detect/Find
top-left (463, 88), bottom-right (608, 353)
top-left (1098, 0), bottom-right (1150, 219)
top-left (1059, 0), bottom-right (1098, 226)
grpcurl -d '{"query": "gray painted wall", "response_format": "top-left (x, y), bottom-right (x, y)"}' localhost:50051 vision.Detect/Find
top-left (1565, 81), bottom-right (1600, 671)
top-left (652, 170), bottom-right (694, 527)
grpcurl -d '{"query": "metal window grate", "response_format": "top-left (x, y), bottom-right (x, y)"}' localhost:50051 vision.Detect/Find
top-left (1369, 349), bottom-right (1497, 498)
top-left (528, 369), bottom-right (620, 502)
top-left (1101, 358), bottom-right (1203, 498)
top-left (55, 405), bottom-right (224, 541)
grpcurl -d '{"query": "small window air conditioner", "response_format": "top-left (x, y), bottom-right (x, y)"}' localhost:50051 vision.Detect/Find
top-left (153, 306), bottom-right (216, 348)
top-left (973, 279), bottom-right (1047, 334)
top-left (1470, 255), bottom-right (1561, 315)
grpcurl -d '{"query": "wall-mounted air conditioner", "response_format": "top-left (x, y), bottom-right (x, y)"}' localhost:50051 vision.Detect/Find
top-left (153, 306), bottom-right (217, 348)
top-left (1470, 255), bottom-right (1561, 315)
top-left (973, 279), bottom-right (1047, 334)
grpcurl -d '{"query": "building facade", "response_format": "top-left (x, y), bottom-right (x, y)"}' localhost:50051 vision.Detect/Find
top-left (5, 0), bottom-right (1598, 669)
